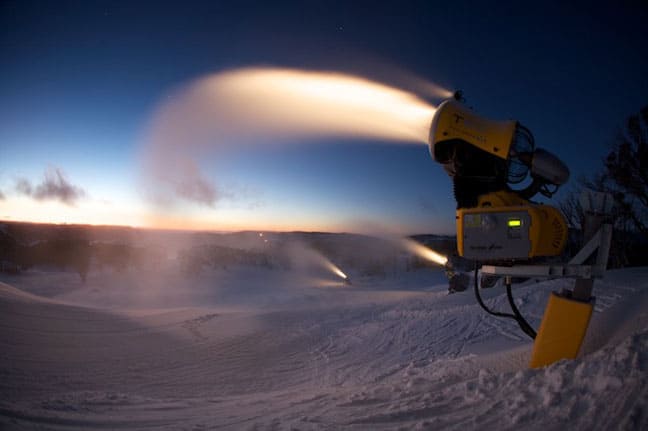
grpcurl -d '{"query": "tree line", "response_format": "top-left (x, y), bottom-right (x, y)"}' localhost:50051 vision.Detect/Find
top-left (560, 105), bottom-right (648, 267)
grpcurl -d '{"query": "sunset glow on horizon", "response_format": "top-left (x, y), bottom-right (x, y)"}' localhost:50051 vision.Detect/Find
top-left (2, 186), bottom-right (399, 234)
top-left (0, 196), bottom-right (364, 233)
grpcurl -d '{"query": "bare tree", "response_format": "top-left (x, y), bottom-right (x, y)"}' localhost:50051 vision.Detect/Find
top-left (603, 105), bottom-right (648, 234)
top-left (559, 185), bottom-right (586, 230)
top-left (558, 106), bottom-right (648, 267)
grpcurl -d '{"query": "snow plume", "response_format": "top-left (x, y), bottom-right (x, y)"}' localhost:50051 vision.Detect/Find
top-left (283, 240), bottom-right (347, 282)
top-left (401, 237), bottom-right (448, 266)
top-left (141, 67), bottom-right (442, 208)
top-left (343, 220), bottom-right (449, 266)
top-left (15, 167), bottom-right (86, 206)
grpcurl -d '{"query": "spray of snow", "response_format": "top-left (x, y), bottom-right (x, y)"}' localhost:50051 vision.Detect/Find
top-left (140, 67), bottom-right (442, 208)
top-left (401, 237), bottom-right (449, 266)
top-left (283, 240), bottom-right (348, 283)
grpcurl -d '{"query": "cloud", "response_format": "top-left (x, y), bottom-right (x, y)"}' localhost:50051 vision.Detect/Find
top-left (15, 167), bottom-right (86, 206)
top-left (15, 178), bottom-right (33, 195)
top-left (0, 189), bottom-right (4, 200)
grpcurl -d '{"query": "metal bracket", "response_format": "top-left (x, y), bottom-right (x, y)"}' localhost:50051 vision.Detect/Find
top-left (569, 223), bottom-right (613, 267)
top-left (481, 263), bottom-right (596, 279)
top-left (481, 223), bottom-right (613, 282)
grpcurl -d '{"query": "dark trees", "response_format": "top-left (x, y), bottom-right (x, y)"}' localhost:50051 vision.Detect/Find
top-left (603, 105), bottom-right (648, 234)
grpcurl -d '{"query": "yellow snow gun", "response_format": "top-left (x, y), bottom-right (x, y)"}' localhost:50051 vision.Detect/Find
top-left (428, 94), bottom-right (609, 368)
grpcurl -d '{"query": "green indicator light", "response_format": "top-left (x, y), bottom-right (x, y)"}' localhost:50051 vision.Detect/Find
top-left (508, 218), bottom-right (522, 227)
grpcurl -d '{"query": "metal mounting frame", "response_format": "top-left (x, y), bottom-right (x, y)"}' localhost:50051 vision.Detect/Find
top-left (481, 223), bottom-right (613, 281)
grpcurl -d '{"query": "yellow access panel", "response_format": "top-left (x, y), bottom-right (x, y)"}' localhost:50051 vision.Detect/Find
top-left (530, 292), bottom-right (594, 368)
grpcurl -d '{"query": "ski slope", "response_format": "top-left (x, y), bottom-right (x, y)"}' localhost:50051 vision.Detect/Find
top-left (1, 266), bottom-right (647, 430)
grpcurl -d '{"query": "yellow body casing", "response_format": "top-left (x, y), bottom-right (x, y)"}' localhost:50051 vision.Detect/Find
top-left (430, 100), bottom-right (517, 160)
top-left (530, 292), bottom-right (594, 368)
top-left (456, 192), bottom-right (568, 259)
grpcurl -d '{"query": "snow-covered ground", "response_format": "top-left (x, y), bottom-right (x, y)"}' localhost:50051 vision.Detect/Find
top-left (1, 266), bottom-right (647, 430)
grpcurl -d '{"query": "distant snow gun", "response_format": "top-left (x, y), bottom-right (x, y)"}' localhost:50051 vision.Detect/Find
top-left (428, 93), bottom-right (613, 368)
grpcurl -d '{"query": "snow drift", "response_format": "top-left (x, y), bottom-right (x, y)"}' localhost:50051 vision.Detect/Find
top-left (1, 266), bottom-right (647, 430)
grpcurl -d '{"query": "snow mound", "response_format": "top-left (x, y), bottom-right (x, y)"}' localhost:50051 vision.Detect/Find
top-left (0, 281), bottom-right (56, 303)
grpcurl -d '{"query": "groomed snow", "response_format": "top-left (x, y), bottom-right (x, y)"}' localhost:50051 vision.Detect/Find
top-left (1, 266), bottom-right (646, 430)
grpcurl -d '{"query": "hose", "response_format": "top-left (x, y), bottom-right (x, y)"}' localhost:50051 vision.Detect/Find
top-left (473, 263), bottom-right (537, 340)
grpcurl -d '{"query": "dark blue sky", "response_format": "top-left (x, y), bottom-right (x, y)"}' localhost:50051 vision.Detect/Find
top-left (1, 1), bottom-right (647, 233)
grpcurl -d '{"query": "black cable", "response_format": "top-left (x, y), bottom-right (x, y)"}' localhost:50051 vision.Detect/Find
top-left (473, 263), bottom-right (537, 340)
top-left (473, 263), bottom-right (516, 320)
top-left (505, 279), bottom-right (537, 339)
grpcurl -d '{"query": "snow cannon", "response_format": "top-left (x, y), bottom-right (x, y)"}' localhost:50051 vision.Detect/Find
top-left (429, 97), bottom-right (569, 261)
top-left (428, 95), bottom-right (613, 368)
